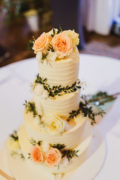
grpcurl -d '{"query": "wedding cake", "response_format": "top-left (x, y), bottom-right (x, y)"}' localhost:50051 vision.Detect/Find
top-left (5, 29), bottom-right (96, 180)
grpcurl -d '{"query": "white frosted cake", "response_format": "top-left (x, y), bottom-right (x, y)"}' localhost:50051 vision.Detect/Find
top-left (5, 28), bottom-right (97, 180)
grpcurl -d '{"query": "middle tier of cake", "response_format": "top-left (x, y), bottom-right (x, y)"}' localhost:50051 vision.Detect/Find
top-left (23, 112), bottom-right (91, 148)
top-left (32, 88), bottom-right (80, 116)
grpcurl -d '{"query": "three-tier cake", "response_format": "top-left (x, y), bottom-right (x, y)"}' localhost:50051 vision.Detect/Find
top-left (6, 29), bottom-right (94, 180)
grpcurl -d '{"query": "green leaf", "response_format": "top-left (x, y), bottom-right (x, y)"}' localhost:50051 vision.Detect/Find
top-left (30, 139), bottom-right (41, 146)
top-left (42, 53), bottom-right (48, 60)
top-left (24, 101), bottom-right (37, 117)
top-left (10, 131), bottom-right (18, 141)
top-left (28, 40), bottom-right (34, 51)
top-left (67, 101), bottom-right (105, 125)
top-left (51, 28), bottom-right (56, 37)
top-left (30, 139), bottom-right (37, 146)
top-left (61, 150), bottom-right (79, 161)
top-left (58, 25), bottom-right (63, 33)
top-left (20, 153), bottom-right (25, 160)
top-left (37, 141), bottom-right (41, 146)
top-left (52, 144), bottom-right (65, 150)
top-left (34, 75), bottom-right (81, 97)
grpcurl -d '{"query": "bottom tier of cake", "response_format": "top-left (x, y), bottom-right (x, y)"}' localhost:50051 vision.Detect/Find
top-left (6, 135), bottom-right (91, 180)
top-left (0, 128), bottom-right (106, 180)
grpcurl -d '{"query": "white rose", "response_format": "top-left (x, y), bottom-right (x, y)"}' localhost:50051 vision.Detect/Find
top-left (46, 114), bottom-right (65, 135)
top-left (47, 51), bottom-right (57, 62)
top-left (8, 137), bottom-right (20, 152)
top-left (36, 52), bottom-right (42, 62)
top-left (34, 84), bottom-right (48, 99)
top-left (64, 121), bottom-right (70, 131)
top-left (34, 84), bottom-right (44, 96)
top-left (64, 30), bottom-right (79, 47)
top-left (34, 116), bottom-right (40, 125)
top-left (60, 157), bottom-right (69, 167)
top-left (74, 113), bottom-right (86, 125)
top-left (48, 28), bottom-right (58, 36)
top-left (42, 90), bottom-right (48, 99)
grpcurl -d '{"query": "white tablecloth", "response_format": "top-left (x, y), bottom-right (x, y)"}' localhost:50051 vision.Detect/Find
top-left (0, 54), bottom-right (120, 180)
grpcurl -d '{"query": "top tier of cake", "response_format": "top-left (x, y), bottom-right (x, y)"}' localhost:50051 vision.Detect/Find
top-left (36, 48), bottom-right (79, 86)
top-left (33, 29), bottom-right (80, 86)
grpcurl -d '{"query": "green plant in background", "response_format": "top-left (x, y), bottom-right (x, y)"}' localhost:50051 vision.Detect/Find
top-left (0, 0), bottom-right (51, 24)
top-left (1, 0), bottom-right (23, 23)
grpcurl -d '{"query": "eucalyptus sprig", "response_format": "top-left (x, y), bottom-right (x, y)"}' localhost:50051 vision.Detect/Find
top-left (67, 108), bottom-right (81, 121)
top-left (30, 139), bottom-right (41, 146)
top-left (47, 44), bottom-right (54, 52)
top-left (35, 75), bottom-right (47, 84)
top-left (52, 144), bottom-right (65, 150)
top-left (11, 151), bottom-right (25, 160)
top-left (52, 144), bottom-right (78, 161)
top-left (28, 40), bottom-right (34, 51)
top-left (58, 26), bottom-right (63, 33)
top-left (42, 53), bottom-right (48, 60)
top-left (28, 153), bottom-right (31, 159)
top-left (51, 28), bottom-right (57, 37)
top-left (10, 131), bottom-right (18, 141)
top-left (61, 149), bottom-right (78, 161)
top-left (34, 75), bottom-right (81, 97)
top-left (20, 153), bottom-right (25, 160)
top-left (24, 100), bottom-right (37, 117)
top-left (67, 101), bottom-right (105, 125)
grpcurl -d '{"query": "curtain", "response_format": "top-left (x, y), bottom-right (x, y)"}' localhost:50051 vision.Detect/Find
top-left (82, 0), bottom-right (120, 35)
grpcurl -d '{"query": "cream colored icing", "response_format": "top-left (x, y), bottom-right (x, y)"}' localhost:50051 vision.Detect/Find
top-left (17, 125), bottom-right (92, 173)
top-left (37, 48), bottom-right (79, 86)
top-left (2, 129), bottom-right (106, 180)
top-left (5, 36), bottom-right (94, 178)
top-left (23, 112), bottom-right (91, 148)
top-left (32, 90), bottom-right (80, 116)
top-left (1, 30), bottom-right (97, 179)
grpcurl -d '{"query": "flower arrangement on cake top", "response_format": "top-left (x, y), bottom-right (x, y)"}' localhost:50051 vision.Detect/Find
top-left (32, 28), bottom-right (79, 61)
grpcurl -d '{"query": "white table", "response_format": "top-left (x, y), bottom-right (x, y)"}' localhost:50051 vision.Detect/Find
top-left (0, 54), bottom-right (120, 180)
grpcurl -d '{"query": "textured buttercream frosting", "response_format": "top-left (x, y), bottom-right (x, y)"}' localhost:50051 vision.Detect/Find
top-left (32, 90), bottom-right (80, 116)
top-left (23, 113), bottom-right (91, 148)
top-left (17, 124), bottom-right (92, 173)
top-left (37, 48), bottom-right (79, 86)
top-left (6, 29), bottom-right (93, 178)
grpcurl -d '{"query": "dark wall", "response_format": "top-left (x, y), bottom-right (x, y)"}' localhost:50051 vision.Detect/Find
top-left (50, 0), bottom-right (85, 49)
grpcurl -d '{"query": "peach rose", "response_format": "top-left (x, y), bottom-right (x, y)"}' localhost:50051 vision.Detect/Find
top-left (52, 32), bottom-right (73, 58)
top-left (31, 146), bottom-right (44, 163)
top-left (33, 32), bottom-right (52, 53)
top-left (45, 148), bottom-right (61, 167)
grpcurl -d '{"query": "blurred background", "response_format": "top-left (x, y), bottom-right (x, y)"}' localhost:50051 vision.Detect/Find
top-left (0, 0), bottom-right (120, 67)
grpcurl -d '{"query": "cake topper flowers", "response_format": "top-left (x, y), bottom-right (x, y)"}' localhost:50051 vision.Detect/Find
top-left (32, 28), bottom-right (79, 61)
top-left (52, 31), bottom-right (73, 58)
top-left (33, 32), bottom-right (52, 54)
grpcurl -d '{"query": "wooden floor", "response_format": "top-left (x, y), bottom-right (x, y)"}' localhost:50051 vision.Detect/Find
top-left (80, 31), bottom-right (120, 60)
